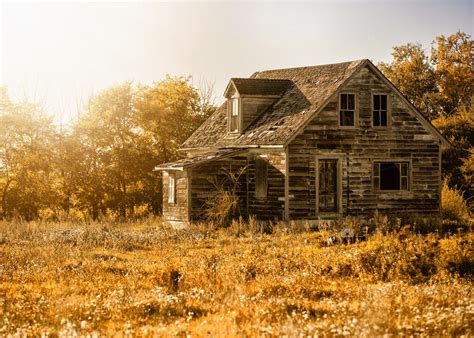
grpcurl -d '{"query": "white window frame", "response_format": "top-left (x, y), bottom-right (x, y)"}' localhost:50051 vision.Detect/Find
top-left (228, 98), bottom-right (240, 133)
top-left (168, 172), bottom-right (176, 204)
top-left (232, 98), bottom-right (239, 116)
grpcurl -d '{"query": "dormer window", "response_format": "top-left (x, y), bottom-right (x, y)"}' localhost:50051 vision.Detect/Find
top-left (230, 98), bottom-right (239, 132)
top-left (224, 77), bottom-right (291, 135)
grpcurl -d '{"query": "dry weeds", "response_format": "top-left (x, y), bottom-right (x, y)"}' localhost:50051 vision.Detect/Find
top-left (0, 218), bottom-right (472, 336)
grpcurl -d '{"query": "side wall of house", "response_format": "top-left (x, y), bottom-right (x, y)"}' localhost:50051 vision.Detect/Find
top-left (188, 151), bottom-right (287, 222)
top-left (246, 151), bottom-right (286, 220)
top-left (189, 156), bottom-right (248, 221)
top-left (162, 170), bottom-right (190, 225)
top-left (288, 65), bottom-right (441, 220)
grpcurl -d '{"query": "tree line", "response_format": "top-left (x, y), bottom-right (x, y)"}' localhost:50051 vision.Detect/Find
top-left (0, 32), bottom-right (472, 221)
top-left (0, 78), bottom-right (214, 220)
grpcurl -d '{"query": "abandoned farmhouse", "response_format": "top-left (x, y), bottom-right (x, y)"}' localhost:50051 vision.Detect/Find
top-left (156, 59), bottom-right (449, 226)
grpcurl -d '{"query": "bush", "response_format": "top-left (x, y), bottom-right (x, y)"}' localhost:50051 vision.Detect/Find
top-left (358, 232), bottom-right (439, 283)
top-left (441, 178), bottom-right (471, 228)
top-left (204, 166), bottom-right (247, 227)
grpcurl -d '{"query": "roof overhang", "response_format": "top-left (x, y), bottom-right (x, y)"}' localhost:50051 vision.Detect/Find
top-left (154, 149), bottom-right (246, 171)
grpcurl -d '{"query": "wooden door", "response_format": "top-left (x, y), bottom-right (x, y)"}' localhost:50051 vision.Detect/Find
top-left (318, 159), bottom-right (338, 213)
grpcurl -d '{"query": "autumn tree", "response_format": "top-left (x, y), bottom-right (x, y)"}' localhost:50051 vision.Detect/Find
top-left (60, 77), bottom-right (214, 219)
top-left (134, 76), bottom-right (215, 212)
top-left (379, 32), bottom-right (473, 119)
top-left (0, 88), bottom-right (59, 220)
top-left (134, 76), bottom-right (213, 164)
top-left (379, 43), bottom-right (438, 119)
top-left (431, 32), bottom-right (473, 116)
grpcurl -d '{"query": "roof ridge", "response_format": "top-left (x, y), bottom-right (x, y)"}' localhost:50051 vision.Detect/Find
top-left (255, 59), bottom-right (367, 75)
top-left (231, 77), bottom-right (292, 81)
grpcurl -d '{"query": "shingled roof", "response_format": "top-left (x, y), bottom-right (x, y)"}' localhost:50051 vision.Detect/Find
top-left (226, 78), bottom-right (293, 97)
top-left (181, 59), bottom-right (366, 150)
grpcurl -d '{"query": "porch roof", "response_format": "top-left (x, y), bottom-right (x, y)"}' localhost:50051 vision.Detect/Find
top-left (154, 148), bottom-right (245, 171)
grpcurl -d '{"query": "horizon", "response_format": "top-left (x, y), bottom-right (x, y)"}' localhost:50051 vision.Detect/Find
top-left (1, 0), bottom-right (473, 125)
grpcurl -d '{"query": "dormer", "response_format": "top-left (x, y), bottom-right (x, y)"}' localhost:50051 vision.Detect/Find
top-left (224, 78), bottom-right (291, 134)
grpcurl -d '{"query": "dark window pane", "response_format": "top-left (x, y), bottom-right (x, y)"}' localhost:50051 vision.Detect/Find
top-left (380, 111), bottom-right (387, 126)
top-left (348, 94), bottom-right (355, 110)
top-left (341, 94), bottom-right (347, 110)
top-left (380, 163), bottom-right (401, 190)
top-left (373, 111), bottom-right (380, 126)
top-left (381, 95), bottom-right (387, 110)
top-left (374, 95), bottom-right (380, 110)
top-left (340, 111), bottom-right (354, 126)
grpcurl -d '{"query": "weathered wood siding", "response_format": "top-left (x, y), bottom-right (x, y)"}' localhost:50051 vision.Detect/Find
top-left (189, 156), bottom-right (248, 221)
top-left (186, 151), bottom-right (287, 221)
top-left (162, 170), bottom-right (189, 224)
top-left (288, 64), bottom-right (441, 219)
top-left (246, 151), bottom-right (286, 220)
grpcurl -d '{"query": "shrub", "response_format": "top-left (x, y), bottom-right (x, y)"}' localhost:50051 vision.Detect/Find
top-left (441, 178), bottom-right (471, 227)
top-left (358, 232), bottom-right (439, 283)
top-left (439, 234), bottom-right (474, 278)
top-left (204, 166), bottom-right (247, 227)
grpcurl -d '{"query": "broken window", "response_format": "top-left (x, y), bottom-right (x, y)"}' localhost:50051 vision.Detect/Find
top-left (373, 94), bottom-right (388, 127)
top-left (339, 93), bottom-right (356, 127)
top-left (373, 162), bottom-right (409, 191)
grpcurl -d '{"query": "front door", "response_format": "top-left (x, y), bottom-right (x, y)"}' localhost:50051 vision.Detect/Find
top-left (317, 159), bottom-right (338, 213)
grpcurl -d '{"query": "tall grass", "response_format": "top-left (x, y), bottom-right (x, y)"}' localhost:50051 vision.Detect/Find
top-left (0, 216), bottom-right (472, 336)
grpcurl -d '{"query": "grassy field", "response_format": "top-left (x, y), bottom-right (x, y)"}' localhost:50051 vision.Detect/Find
top-left (0, 218), bottom-right (473, 336)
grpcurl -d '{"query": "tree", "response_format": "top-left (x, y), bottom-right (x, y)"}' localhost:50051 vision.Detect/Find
top-left (432, 106), bottom-right (474, 203)
top-left (0, 88), bottom-right (59, 220)
top-left (135, 76), bottom-right (213, 164)
top-left (431, 31), bottom-right (473, 116)
top-left (379, 32), bottom-right (473, 119)
top-left (69, 82), bottom-right (158, 219)
top-left (378, 43), bottom-right (438, 119)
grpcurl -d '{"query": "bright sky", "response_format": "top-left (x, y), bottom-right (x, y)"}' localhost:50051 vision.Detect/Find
top-left (1, 0), bottom-right (473, 124)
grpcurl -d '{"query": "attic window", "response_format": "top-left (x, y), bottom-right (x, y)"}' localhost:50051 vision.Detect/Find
top-left (373, 94), bottom-right (388, 127)
top-left (229, 98), bottom-right (239, 132)
top-left (373, 162), bottom-right (409, 191)
top-left (339, 93), bottom-right (356, 127)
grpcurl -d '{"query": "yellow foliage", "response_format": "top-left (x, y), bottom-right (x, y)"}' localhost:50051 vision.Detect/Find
top-left (0, 218), bottom-right (472, 336)
top-left (441, 178), bottom-right (470, 222)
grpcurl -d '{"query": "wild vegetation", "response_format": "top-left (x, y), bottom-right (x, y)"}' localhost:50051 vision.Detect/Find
top-left (0, 31), bottom-right (472, 335)
top-left (0, 216), bottom-right (472, 336)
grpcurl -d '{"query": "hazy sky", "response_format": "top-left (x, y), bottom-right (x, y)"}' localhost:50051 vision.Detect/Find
top-left (1, 0), bottom-right (473, 124)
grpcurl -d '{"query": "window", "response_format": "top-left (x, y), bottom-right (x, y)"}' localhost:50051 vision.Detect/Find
top-left (168, 172), bottom-right (176, 204)
top-left (255, 158), bottom-right (268, 199)
top-left (373, 162), bottom-right (409, 191)
top-left (229, 98), bottom-right (239, 132)
top-left (373, 94), bottom-right (388, 127)
top-left (339, 93), bottom-right (356, 127)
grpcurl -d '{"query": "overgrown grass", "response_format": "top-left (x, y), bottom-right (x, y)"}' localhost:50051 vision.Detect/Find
top-left (0, 217), bottom-right (472, 336)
